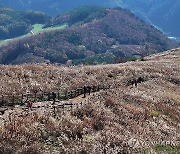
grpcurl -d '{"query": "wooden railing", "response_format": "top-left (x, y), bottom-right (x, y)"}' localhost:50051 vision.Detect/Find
top-left (0, 84), bottom-right (111, 108)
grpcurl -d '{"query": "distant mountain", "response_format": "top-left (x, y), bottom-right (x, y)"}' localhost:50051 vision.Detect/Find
top-left (123, 0), bottom-right (180, 37)
top-left (0, 6), bottom-right (49, 39)
top-left (0, 0), bottom-right (110, 16)
top-left (0, 7), bottom-right (175, 65)
top-left (0, 0), bottom-right (179, 37)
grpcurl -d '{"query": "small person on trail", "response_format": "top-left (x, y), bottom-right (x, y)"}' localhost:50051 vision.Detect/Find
top-left (52, 92), bottom-right (56, 104)
top-left (134, 79), bottom-right (137, 87)
top-left (27, 101), bottom-right (33, 110)
top-left (137, 77), bottom-right (144, 83)
top-left (92, 85), bottom-right (96, 92)
top-left (83, 86), bottom-right (87, 98)
top-left (130, 78), bottom-right (139, 88)
top-left (87, 85), bottom-right (92, 95)
top-left (130, 79), bottom-right (137, 88)
top-left (132, 76), bottom-right (144, 87)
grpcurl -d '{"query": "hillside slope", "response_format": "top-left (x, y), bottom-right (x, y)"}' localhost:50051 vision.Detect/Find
top-left (0, 48), bottom-right (179, 153)
top-left (0, 0), bottom-right (179, 38)
top-left (124, 0), bottom-right (180, 37)
top-left (0, 7), bottom-right (175, 65)
top-left (0, 6), bottom-right (50, 40)
top-left (0, 0), bottom-right (116, 16)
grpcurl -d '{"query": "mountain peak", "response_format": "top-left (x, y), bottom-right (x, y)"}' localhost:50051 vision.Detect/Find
top-left (0, 6), bottom-right (176, 65)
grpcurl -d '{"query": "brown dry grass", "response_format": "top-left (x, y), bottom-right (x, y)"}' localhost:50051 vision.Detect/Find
top-left (0, 48), bottom-right (180, 153)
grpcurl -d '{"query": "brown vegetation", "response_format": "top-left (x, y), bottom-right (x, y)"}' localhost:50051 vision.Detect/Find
top-left (0, 8), bottom-right (176, 65)
top-left (0, 48), bottom-right (179, 153)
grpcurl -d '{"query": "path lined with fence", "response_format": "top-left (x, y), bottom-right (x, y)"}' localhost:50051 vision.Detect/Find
top-left (0, 76), bottom-right (146, 116)
top-left (0, 84), bottom-right (111, 108)
top-left (0, 84), bottom-right (111, 117)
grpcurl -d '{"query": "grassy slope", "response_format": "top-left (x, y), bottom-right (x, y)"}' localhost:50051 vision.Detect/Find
top-left (0, 23), bottom-right (68, 46)
top-left (31, 23), bottom-right (68, 34)
top-left (0, 48), bottom-right (179, 153)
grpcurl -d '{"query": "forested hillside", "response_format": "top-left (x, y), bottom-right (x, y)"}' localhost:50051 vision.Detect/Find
top-left (124, 0), bottom-right (180, 37)
top-left (0, 0), bottom-right (108, 16)
top-left (0, 7), bottom-right (175, 65)
top-left (45, 6), bottom-right (108, 27)
top-left (0, 6), bottom-right (50, 39)
top-left (1, 0), bottom-right (179, 37)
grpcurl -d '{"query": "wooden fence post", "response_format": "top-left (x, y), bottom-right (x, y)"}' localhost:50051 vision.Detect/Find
top-left (41, 92), bottom-right (44, 101)
top-left (12, 95), bottom-right (15, 105)
top-left (34, 92), bottom-right (37, 102)
top-left (73, 90), bottom-right (76, 98)
top-left (63, 104), bottom-right (65, 114)
top-left (21, 94), bottom-right (23, 104)
top-left (92, 86), bottom-right (95, 92)
top-left (65, 91), bottom-right (67, 100)
top-left (71, 104), bottom-right (73, 112)
top-left (58, 92), bottom-right (60, 100)
top-left (48, 92), bottom-right (50, 101)
top-left (1, 95), bottom-right (3, 106)
top-left (77, 89), bottom-right (79, 95)
top-left (80, 88), bottom-right (82, 95)
top-left (70, 91), bottom-right (73, 98)
top-left (75, 89), bottom-right (78, 97)
top-left (53, 106), bottom-right (56, 118)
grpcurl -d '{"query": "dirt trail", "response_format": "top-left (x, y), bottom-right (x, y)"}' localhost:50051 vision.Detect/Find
top-left (0, 90), bottom-right (103, 121)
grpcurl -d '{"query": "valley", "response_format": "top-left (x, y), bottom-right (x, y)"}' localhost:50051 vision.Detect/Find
top-left (0, 7), bottom-right (177, 65)
top-left (0, 23), bottom-right (68, 46)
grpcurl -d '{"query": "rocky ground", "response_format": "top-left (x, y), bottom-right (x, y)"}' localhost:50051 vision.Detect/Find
top-left (0, 48), bottom-right (179, 153)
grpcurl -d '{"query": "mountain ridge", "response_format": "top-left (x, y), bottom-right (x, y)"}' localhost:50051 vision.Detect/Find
top-left (123, 0), bottom-right (180, 37)
top-left (0, 6), bottom-right (50, 40)
top-left (0, 7), bottom-right (176, 65)
top-left (0, 0), bottom-right (179, 37)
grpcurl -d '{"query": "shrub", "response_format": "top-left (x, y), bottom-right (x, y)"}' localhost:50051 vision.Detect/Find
top-left (92, 114), bottom-right (105, 131)
top-left (107, 73), bottom-right (114, 78)
top-left (68, 32), bottom-right (82, 45)
top-left (92, 118), bottom-right (104, 131)
top-left (154, 144), bottom-right (180, 153)
top-left (140, 57), bottom-right (146, 61)
top-left (18, 144), bottom-right (42, 154)
top-left (104, 98), bottom-right (116, 108)
top-left (151, 110), bottom-right (159, 117)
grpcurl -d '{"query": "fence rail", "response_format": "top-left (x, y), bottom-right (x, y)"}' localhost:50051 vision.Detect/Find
top-left (0, 84), bottom-right (111, 108)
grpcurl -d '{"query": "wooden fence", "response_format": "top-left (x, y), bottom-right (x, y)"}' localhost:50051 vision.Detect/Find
top-left (0, 84), bottom-right (111, 108)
